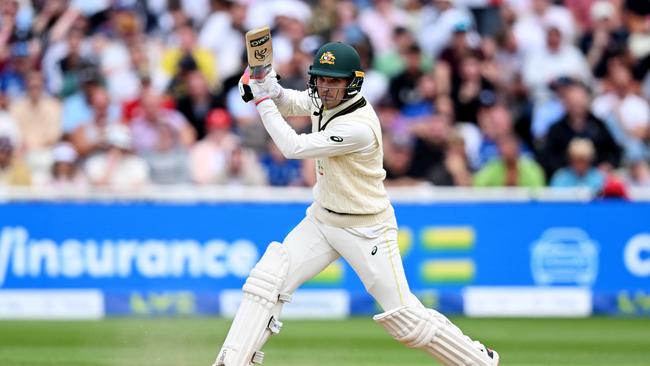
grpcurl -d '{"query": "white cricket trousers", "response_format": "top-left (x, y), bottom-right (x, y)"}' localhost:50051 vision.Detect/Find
top-left (280, 214), bottom-right (421, 311)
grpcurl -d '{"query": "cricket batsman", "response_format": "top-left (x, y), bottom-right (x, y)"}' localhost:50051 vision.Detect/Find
top-left (212, 41), bottom-right (500, 366)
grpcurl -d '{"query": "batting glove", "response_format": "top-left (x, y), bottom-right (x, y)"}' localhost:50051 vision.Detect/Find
top-left (238, 67), bottom-right (282, 105)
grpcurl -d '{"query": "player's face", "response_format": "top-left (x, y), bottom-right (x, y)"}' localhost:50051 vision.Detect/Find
top-left (316, 76), bottom-right (348, 109)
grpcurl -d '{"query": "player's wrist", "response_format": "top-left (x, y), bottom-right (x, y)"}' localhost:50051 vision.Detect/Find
top-left (254, 96), bottom-right (272, 105)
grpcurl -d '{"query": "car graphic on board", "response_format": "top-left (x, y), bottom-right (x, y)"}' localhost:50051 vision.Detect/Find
top-left (530, 228), bottom-right (599, 286)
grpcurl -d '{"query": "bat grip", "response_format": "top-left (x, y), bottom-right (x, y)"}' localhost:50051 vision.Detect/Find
top-left (250, 64), bottom-right (272, 80)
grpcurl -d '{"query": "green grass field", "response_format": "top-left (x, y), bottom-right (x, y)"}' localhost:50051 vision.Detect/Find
top-left (1, 317), bottom-right (649, 366)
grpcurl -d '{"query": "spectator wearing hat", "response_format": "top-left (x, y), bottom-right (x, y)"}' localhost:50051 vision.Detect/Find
top-left (129, 90), bottom-right (196, 153)
top-left (84, 123), bottom-right (150, 189)
top-left (48, 141), bottom-right (87, 189)
top-left (474, 133), bottom-right (545, 187)
top-left (189, 108), bottom-right (265, 186)
top-left (0, 136), bottom-right (30, 186)
top-left (540, 82), bottom-right (621, 177)
top-left (438, 20), bottom-right (479, 78)
top-left (550, 138), bottom-right (605, 192)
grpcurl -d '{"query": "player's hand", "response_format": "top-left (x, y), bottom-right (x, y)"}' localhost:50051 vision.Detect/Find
top-left (238, 67), bottom-right (281, 104)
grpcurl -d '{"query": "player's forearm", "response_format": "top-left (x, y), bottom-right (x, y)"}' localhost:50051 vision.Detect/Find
top-left (273, 88), bottom-right (312, 117)
top-left (256, 99), bottom-right (309, 159)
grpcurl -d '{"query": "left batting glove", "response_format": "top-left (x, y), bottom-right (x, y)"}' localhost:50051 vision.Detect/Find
top-left (238, 67), bottom-right (281, 105)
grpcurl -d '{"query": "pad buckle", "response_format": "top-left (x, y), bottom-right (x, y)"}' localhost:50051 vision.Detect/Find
top-left (278, 293), bottom-right (292, 303)
top-left (252, 351), bottom-right (265, 364)
top-left (268, 316), bottom-right (283, 334)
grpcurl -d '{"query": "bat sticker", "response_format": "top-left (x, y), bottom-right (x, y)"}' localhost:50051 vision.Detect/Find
top-left (254, 49), bottom-right (267, 61)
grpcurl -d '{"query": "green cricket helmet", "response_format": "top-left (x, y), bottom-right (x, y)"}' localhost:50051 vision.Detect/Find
top-left (308, 42), bottom-right (365, 107)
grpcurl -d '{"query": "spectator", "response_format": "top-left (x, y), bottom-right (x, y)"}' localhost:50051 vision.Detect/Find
top-left (358, 0), bottom-right (408, 55)
top-left (9, 71), bottom-right (61, 153)
top-left (175, 71), bottom-right (224, 140)
top-left (159, 23), bottom-right (218, 93)
top-left (0, 41), bottom-right (33, 99)
top-left (129, 90), bottom-right (196, 153)
top-left (48, 141), bottom-right (87, 189)
top-left (141, 122), bottom-right (191, 185)
top-left (388, 43), bottom-right (427, 114)
top-left (9, 71), bottom-right (62, 184)
top-left (580, 0), bottom-right (628, 78)
top-left (374, 26), bottom-right (433, 79)
top-left (419, 0), bottom-right (474, 58)
top-left (522, 22), bottom-right (591, 104)
top-left (260, 141), bottom-right (303, 187)
top-left (407, 115), bottom-right (450, 180)
top-left (474, 134), bottom-right (545, 187)
top-left (541, 83), bottom-right (621, 177)
top-left (60, 67), bottom-right (120, 134)
top-left (52, 27), bottom-right (93, 98)
top-left (384, 134), bottom-right (419, 186)
top-left (512, 0), bottom-right (577, 55)
top-left (451, 52), bottom-right (495, 124)
top-left (70, 88), bottom-right (117, 158)
top-left (84, 123), bottom-right (150, 189)
top-left (592, 59), bottom-right (649, 160)
top-left (622, 158), bottom-right (650, 188)
top-left (550, 138), bottom-right (605, 192)
top-left (475, 101), bottom-right (530, 168)
top-left (0, 91), bottom-right (20, 147)
top-left (198, 0), bottom-right (247, 81)
top-left (189, 108), bottom-right (265, 185)
top-left (0, 136), bottom-right (30, 186)
top-left (438, 21), bottom-right (479, 78)
top-left (428, 130), bottom-right (473, 186)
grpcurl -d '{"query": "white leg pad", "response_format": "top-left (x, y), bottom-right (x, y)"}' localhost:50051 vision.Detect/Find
top-left (374, 305), bottom-right (495, 366)
top-left (214, 242), bottom-right (290, 366)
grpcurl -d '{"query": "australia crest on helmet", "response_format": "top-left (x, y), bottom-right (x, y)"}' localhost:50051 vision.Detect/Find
top-left (319, 51), bottom-right (336, 65)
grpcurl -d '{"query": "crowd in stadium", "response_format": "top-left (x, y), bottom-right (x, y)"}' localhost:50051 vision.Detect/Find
top-left (0, 0), bottom-right (648, 196)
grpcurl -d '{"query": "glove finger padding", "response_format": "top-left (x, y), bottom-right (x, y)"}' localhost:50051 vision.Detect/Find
top-left (238, 67), bottom-right (255, 103)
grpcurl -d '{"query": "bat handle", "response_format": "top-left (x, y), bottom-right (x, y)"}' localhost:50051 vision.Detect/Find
top-left (249, 64), bottom-right (272, 80)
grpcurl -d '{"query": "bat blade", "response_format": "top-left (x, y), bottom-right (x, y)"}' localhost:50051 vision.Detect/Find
top-left (245, 26), bottom-right (272, 80)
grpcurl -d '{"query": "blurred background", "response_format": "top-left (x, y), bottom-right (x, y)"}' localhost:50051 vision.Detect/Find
top-left (0, 0), bottom-right (649, 365)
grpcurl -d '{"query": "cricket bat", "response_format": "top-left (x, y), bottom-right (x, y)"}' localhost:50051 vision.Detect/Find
top-left (245, 26), bottom-right (273, 80)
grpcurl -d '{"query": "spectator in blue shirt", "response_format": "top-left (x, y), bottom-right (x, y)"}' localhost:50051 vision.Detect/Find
top-left (260, 141), bottom-right (304, 187)
top-left (550, 138), bottom-right (605, 192)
